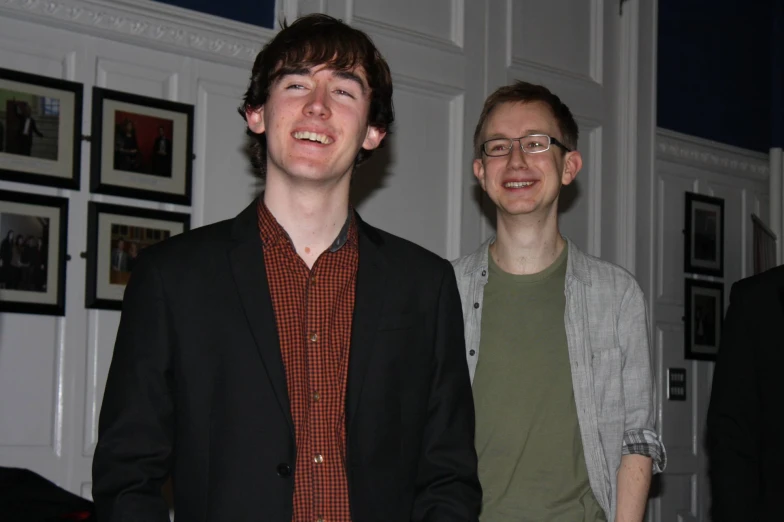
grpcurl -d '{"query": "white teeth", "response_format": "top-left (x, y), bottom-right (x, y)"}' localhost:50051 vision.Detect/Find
top-left (294, 131), bottom-right (332, 144)
top-left (504, 181), bottom-right (534, 188)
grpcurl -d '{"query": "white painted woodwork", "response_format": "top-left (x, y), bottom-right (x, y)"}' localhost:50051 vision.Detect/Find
top-left (645, 129), bottom-right (769, 522)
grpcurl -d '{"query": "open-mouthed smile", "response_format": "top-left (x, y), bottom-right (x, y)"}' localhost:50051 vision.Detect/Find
top-left (293, 131), bottom-right (333, 145)
top-left (503, 181), bottom-right (535, 188)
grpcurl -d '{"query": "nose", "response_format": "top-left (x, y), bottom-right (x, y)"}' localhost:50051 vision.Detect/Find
top-left (303, 84), bottom-right (331, 119)
top-left (508, 139), bottom-right (528, 169)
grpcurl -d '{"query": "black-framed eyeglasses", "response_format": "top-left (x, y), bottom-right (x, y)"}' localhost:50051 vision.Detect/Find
top-left (481, 134), bottom-right (572, 156)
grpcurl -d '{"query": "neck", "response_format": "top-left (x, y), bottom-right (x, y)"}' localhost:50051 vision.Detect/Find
top-left (491, 207), bottom-right (565, 275)
top-left (263, 174), bottom-right (351, 268)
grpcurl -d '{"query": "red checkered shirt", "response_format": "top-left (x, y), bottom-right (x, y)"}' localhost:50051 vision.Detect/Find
top-left (258, 199), bottom-right (356, 522)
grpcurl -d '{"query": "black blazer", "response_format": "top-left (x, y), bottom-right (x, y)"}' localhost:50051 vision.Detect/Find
top-left (92, 201), bottom-right (481, 522)
top-left (707, 265), bottom-right (784, 522)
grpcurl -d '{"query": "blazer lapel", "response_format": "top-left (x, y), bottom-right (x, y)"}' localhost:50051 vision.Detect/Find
top-left (346, 218), bottom-right (387, 431)
top-left (228, 202), bottom-right (294, 436)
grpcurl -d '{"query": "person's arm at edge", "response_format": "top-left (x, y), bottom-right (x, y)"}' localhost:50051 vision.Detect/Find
top-left (410, 260), bottom-right (482, 522)
top-left (706, 282), bottom-right (759, 522)
top-left (616, 280), bottom-right (666, 522)
top-left (615, 454), bottom-right (652, 522)
top-left (92, 252), bottom-right (174, 522)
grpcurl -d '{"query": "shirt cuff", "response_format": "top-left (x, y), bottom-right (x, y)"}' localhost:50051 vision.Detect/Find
top-left (622, 428), bottom-right (667, 474)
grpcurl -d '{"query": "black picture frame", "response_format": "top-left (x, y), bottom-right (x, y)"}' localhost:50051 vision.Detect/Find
top-left (684, 278), bottom-right (724, 361)
top-left (90, 87), bottom-right (194, 205)
top-left (86, 202), bottom-right (190, 310)
top-left (684, 192), bottom-right (724, 277)
top-left (0, 189), bottom-right (68, 315)
top-left (0, 67), bottom-right (83, 189)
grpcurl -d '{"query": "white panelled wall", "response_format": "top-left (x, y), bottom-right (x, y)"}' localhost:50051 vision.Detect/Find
top-left (0, 0), bottom-right (772, 520)
top-left (642, 129), bottom-right (769, 522)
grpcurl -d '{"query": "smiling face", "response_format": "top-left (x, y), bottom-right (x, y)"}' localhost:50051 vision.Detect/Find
top-left (245, 65), bottom-right (385, 187)
top-left (473, 101), bottom-right (582, 221)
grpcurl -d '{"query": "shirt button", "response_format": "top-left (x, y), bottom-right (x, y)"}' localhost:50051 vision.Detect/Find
top-left (312, 391), bottom-right (320, 402)
top-left (309, 332), bottom-right (318, 342)
top-left (473, 302), bottom-right (479, 309)
top-left (469, 349), bottom-right (476, 356)
top-left (313, 454), bottom-right (323, 464)
top-left (316, 518), bottom-right (324, 522)
top-left (481, 270), bottom-right (487, 276)
top-left (311, 275), bottom-right (317, 286)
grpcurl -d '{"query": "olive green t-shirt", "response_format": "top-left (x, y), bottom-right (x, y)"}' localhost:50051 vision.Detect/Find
top-left (472, 247), bottom-right (606, 522)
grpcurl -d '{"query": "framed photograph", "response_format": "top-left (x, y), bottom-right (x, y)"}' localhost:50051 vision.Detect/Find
top-left (684, 279), bottom-right (724, 361)
top-left (90, 87), bottom-right (193, 205)
top-left (0, 68), bottom-right (83, 189)
top-left (684, 192), bottom-right (724, 277)
top-left (86, 202), bottom-right (189, 309)
top-left (0, 189), bottom-right (68, 315)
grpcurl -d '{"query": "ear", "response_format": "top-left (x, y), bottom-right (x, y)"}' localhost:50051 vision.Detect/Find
top-left (560, 150), bottom-right (583, 186)
top-left (473, 158), bottom-right (487, 190)
top-left (245, 106), bottom-right (265, 135)
top-left (361, 125), bottom-right (386, 151)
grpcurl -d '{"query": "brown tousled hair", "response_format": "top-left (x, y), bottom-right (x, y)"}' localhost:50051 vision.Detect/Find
top-left (240, 14), bottom-right (395, 175)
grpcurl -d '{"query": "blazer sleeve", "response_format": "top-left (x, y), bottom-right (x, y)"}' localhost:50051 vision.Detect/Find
top-left (707, 281), bottom-right (760, 521)
top-left (92, 253), bottom-right (174, 522)
top-left (410, 261), bottom-right (482, 522)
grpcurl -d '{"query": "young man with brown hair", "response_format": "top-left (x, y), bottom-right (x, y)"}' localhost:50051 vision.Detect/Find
top-left (452, 81), bottom-right (665, 521)
top-left (93, 15), bottom-right (481, 522)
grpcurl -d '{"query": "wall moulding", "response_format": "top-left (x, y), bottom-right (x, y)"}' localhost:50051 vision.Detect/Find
top-left (351, 14), bottom-right (463, 55)
top-left (0, 0), bottom-right (274, 65)
top-left (657, 128), bottom-right (769, 182)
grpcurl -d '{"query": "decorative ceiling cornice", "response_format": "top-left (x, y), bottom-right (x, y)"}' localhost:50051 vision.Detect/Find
top-left (0, 0), bottom-right (274, 65)
top-left (657, 128), bottom-right (769, 181)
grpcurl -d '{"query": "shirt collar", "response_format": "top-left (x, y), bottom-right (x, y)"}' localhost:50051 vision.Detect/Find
top-left (256, 197), bottom-right (357, 253)
top-left (463, 235), bottom-right (591, 286)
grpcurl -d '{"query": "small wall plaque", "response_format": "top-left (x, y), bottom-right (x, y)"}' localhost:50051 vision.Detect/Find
top-left (667, 368), bottom-right (687, 401)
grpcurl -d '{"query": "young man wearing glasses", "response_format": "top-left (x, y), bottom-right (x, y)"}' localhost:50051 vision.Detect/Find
top-left (452, 81), bottom-right (666, 521)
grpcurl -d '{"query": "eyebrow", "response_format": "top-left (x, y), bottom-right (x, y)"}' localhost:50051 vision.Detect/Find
top-left (333, 70), bottom-right (367, 94)
top-left (275, 67), bottom-right (367, 95)
top-left (484, 130), bottom-right (549, 140)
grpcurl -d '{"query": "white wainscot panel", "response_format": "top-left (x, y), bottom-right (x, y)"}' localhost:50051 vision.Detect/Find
top-left (657, 322), bottom-right (694, 454)
top-left (658, 473), bottom-right (697, 521)
top-left (351, 85), bottom-right (458, 258)
top-left (353, 0), bottom-right (460, 47)
top-left (0, 19), bottom-right (79, 79)
top-left (97, 54), bottom-right (181, 100)
top-left (83, 310), bottom-right (121, 455)
top-left (559, 123), bottom-right (600, 255)
top-left (701, 181), bottom-right (744, 283)
top-left (0, 314), bottom-right (59, 447)
top-left (196, 77), bottom-right (259, 227)
top-left (511, 0), bottom-right (597, 81)
top-left (81, 482), bottom-right (92, 501)
top-left (657, 169), bottom-right (695, 304)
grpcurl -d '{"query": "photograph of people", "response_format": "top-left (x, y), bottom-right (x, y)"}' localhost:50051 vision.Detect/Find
top-left (151, 125), bottom-right (172, 177)
top-left (16, 102), bottom-right (44, 156)
top-left (113, 119), bottom-right (140, 172)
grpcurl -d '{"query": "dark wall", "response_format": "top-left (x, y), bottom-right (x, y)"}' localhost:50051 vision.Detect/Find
top-left (658, 0), bottom-right (780, 152)
top-left (151, 0), bottom-right (275, 29)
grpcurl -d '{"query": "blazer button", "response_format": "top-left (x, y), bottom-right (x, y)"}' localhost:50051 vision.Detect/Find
top-left (276, 463), bottom-right (291, 477)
